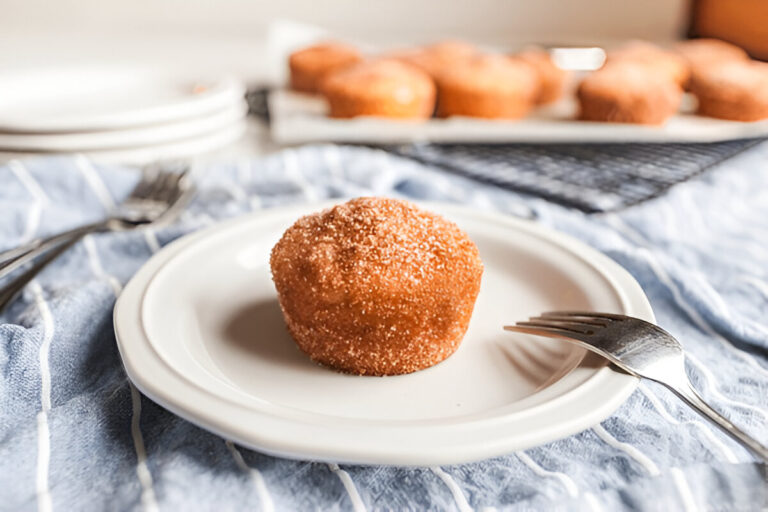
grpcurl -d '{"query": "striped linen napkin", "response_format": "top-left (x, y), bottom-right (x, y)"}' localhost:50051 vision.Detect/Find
top-left (1, 144), bottom-right (767, 511)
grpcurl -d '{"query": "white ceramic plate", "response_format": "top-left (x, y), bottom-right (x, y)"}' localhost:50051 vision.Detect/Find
top-left (269, 89), bottom-right (768, 144)
top-left (0, 103), bottom-right (247, 151)
top-left (0, 121), bottom-right (246, 165)
top-left (0, 67), bottom-right (245, 133)
top-left (114, 202), bottom-right (654, 465)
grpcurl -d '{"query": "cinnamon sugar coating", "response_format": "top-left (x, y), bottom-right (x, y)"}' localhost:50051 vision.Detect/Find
top-left (691, 61), bottom-right (768, 121)
top-left (512, 49), bottom-right (567, 105)
top-left (605, 41), bottom-right (690, 87)
top-left (674, 38), bottom-right (749, 90)
top-left (321, 59), bottom-right (436, 119)
top-left (435, 55), bottom-right (538, 119)
top-left (289, 42), bottom-right (362, 94)
top-left (674, 38), bottom-right (749, 71)
top-left (577, 63), bottom-right (682, 125)
top-left (269, 197), bottom-right (483, 376)
top-left (390, 40), bottom-right (478, 80)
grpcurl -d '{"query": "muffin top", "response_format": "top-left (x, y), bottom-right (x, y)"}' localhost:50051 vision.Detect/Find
top-left (512, 48), bottom-right (566, 103)
top-left (691, 61), bottom-right (768, 98)
top-left (674, 38), bottom-right (749, 66)
top-left (322, 59), bottom-right (435, 102)
top-left (418, 40), bottom-right (477, 58)
top-left (436, 54), bottom-right (538, 97)
top-left (514, 49), bottom-right (563, 78)
top-left (606, 41), bottom-right (689, 85)
top-left (289, 42), bottom-right (362, 75)
top-left (579, 63), bottom-right (682, 104)
top-left (271, 197), bottom-right (481, 302)
top-left (392, 40), bottom-right (478, 78)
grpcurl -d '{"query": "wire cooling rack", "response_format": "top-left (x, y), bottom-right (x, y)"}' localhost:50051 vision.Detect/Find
top-left (386, 140), bottom-right (764, 213)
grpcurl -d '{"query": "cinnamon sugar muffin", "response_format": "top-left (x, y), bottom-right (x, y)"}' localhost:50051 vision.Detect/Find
top-left (674, 38), bottom-right (749, 67)
top-left (289, 42), bottom-right (362, 94)
top-left (690, 61), bottom-right (768, 121)
top-left (435, 55), bottom-right (538, 119)
top-left (605, 41), bottom-right (690, 87)
top-left (321, 59), bottom-right (436, 119)
top-left (391, 40), bottom-right (478, 80)
top-left (674, 39), bottom-right (750, 90)
top-left (270, 197), bottom-right (483, 376)
top-left (512, 48), bottom-right (567, 105)
top-left (577, 64), bottom-right (682, 125)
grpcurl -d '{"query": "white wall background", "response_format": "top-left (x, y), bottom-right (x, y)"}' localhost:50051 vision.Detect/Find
top-left (0, 0), bottom-right (690, 80)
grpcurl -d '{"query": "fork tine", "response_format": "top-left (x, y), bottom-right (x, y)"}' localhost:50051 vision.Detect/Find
top-left (503, 324), bottom-right (582, 339)
top-left (153, 171), bottom-right (188, 203)
top-left (542, 311), bottom-right (626, 321)
top-left (128, 168), bottom-right (162, 200)
top-left (532, 314), bottom-right (610, 326)
top-left (517, 320), bottom-right (596, 334)
top-left (131, 168), bottom-right (189, 205)
top-left (147, 172), bottom-right (178, 202)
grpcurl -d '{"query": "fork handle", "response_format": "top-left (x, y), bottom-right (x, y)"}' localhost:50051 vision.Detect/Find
top-left (0, 236), bottom-right (81, 312)
top-left (667, 381), bottom-right (768, 463)
top-left (0, 220), bottom-right (109, 281)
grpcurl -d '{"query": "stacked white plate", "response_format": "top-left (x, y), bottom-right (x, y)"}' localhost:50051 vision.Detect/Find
top-left (0, 67), bottom-right (247, 163)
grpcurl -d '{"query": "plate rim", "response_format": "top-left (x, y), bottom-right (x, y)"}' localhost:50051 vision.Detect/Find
top-left (114, 201), bottom-right (654, 465)
top-left (0, 67), bottom-right (245, 133)
top-left (0, 103), bottom-right (246, 151)
top-left (0, 121), bottom-right (247, 165)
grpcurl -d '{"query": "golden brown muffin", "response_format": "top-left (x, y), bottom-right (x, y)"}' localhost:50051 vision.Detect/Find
top-left (674, 38), bottom-right (749, 67)
top-left (605, 41), bottom-right (690, 88)
top-left (390, 40), bottom-right (478, 80)
top-left (690, 61), bottom-right (768, 121)
top-left (674, 38), bottom-right (750, 90)
top-left (512, 48), bottom-right (567, 105)
top-left (289, 42), bottom-right (362, 94)
top-left (270, 197), bottom-right (484, 376)
top-left (435, 55), bottom-right (538, 119)
top-left (577, 63), bottom-right (683, 125)
top-left (321, 59), bottom-right (436, 119)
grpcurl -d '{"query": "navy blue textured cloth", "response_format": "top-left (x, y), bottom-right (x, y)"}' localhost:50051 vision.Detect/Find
top-left (1, 145), bottom-right (767, 511)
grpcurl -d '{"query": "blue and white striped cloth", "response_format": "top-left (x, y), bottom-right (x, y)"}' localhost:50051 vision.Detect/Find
top-left (1, 144), bottom-right (767, 511)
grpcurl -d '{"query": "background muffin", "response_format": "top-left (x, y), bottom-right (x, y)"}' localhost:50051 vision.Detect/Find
top-left (289, 42), bottom-right (362, 94)
top-left (435, 54), bottom-right (538, 119)
top-left (577, 63), bottom-right (682, 125)
top-left (270, 197), bottom-right (483, 376)
top-left (390, 40), bottom-right (478, 80)
top-left (674, 38), bottom-right (749, 68)
top-left (605, 41), bottom-right (690, 88)
top-left (690, 61), bottom-right (768, 121)
top-left (511, 48), bottom-right (567, 105)
top-left (674, 38), bottom-right (750, 90)
top-left (321, 59), bottom-right (436, 119)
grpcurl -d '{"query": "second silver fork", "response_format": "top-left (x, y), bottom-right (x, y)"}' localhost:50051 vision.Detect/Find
top-left (0, 164), bottom-right (193, 310)
top-left (0, 164), bottom-right (192, 281)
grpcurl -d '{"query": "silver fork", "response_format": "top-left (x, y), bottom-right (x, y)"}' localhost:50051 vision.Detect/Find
top-left (0, 164), bottom-right (194, 310)
top-left (505, 311), bottom-right (768, 463)
top-left (0, 163), bottom-right (193, 282)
